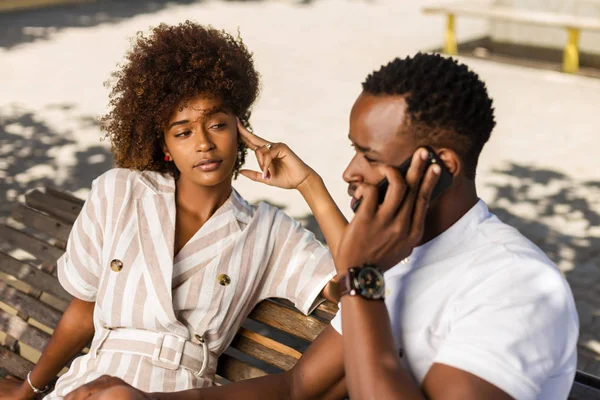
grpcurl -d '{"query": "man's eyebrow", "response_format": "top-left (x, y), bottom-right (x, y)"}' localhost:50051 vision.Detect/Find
top-left (348, 136), bottom-right (381, 155)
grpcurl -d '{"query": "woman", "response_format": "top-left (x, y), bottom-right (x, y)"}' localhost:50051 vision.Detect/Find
top-left (0, 21), bottom-right (346, 399)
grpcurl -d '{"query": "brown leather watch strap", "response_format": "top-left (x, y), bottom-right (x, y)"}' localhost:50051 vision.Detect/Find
top-left (337, 268), bottom-right (356, 298)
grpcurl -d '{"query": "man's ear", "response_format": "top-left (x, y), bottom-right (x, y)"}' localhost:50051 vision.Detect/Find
top-left (437, 148), bottom-right (462, 177)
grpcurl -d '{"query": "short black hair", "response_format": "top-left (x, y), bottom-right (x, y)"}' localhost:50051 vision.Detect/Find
top-left (362, 53), bottom-right (496, 179)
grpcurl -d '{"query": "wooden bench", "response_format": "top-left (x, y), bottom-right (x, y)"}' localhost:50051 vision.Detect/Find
top-left (1, 187), bottom-right (599, 398)
top-left (0, 187), bottom-right (337, 390)
top-left (423, 2), bottom-right (600, 73)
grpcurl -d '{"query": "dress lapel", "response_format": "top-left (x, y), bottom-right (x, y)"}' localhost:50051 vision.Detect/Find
top-left (135, 172), bottom-right (188, 336)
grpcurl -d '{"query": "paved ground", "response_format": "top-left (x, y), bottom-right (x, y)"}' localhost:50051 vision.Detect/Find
top-left (1, 0), bottom-right (599, 376)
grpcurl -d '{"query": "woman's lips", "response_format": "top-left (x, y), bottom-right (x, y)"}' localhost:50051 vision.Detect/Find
top-left (194, 160), bottom-right (222, 172)
top-left (350, 197), bottom-right (358, 209)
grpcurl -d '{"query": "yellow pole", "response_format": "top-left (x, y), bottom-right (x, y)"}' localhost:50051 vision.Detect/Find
top-left (563, 28), bottom-right (580, 74)
top-left (444, 14), bottom-right (458, 55)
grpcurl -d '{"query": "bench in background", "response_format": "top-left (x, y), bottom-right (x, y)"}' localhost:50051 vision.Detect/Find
top-left (423, 2), bottom-right (600, 73)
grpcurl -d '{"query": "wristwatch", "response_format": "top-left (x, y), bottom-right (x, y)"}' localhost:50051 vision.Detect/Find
top-left (338, 265), bottom-right (385, 300)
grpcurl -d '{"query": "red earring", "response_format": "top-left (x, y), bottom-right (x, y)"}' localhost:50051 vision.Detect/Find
top-left (164, 155), bottom-right (171, 162)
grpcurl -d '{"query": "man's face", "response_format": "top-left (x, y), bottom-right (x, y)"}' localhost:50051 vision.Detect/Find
top-left (344, 93), bottom-right (418, 207)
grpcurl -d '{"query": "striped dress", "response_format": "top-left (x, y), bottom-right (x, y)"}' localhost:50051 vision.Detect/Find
top-left (47, 168), bottom-right (335, 398)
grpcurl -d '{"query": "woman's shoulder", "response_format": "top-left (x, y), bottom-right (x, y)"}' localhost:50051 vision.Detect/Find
top-left (92, 168), bottom-right (175, 198)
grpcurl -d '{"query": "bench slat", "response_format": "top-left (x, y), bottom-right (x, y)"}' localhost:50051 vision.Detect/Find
top-left (423, 3), bottom-right (600, 31)
top-left (230, 328), bottom-right (301, 371)
top-left (217, 353), bottom-right (268, 382)
top-left (11, 204), bottom-right (72, 246)
top-left (45, 188), bottom-right (85, 207)
top-left (0, 224), bottom-right (64, 271)
top-left (0, 346), bottom-right (34, 380)
top-left (0, 280), bottom-right (62, 332)
top-left (0, 252), bottom-right (70, 311)
top-left (25, 189), bottom-right (82, 225)
top-left (248, 300), bottom-right (327, 342)
top-left (0, 308), bottom-right (51, 354)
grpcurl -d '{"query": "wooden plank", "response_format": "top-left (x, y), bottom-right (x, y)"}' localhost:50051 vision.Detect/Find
top-left (0, 346), bottom-right (34, 380)
top-left (0, 252), bottom-right (70, 310)
top-left (0, 309), bottom-right (51, 354)
top-left (25, 189), bottom-right (82, 225)
top-left (45, 188), bottom-right (85, 208)
top-left (248, 300), bottom-right (327, 342)
top-left (0, 224), bottom-right (64, 270)
top-left (422, 3), bottom-right (600, 31)
top-left (216, 353), bottom-right (268, 382)
top-left (11, 204), bottom-right (72, 246)
top-left (313, 301), bottom-right (338, 322)
top-left (0, 281), bottom-right (61, 331)
top-left (230, 328), bottom-right (301, 371)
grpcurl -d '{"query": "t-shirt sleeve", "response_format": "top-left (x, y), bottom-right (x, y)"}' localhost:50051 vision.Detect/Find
top-left (57, 178), bottom-right (105, 302)
top-left (259, 208), bottom-right (336, 316)
top-left (433, 259), bottom-right (579, 400)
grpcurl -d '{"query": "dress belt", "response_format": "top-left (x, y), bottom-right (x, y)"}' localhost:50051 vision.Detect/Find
top-left (91, 327), bottom-right (217, 378)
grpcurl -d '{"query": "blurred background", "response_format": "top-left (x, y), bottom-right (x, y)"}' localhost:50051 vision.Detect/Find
top-left (1, 0), bottom-right (599, 377)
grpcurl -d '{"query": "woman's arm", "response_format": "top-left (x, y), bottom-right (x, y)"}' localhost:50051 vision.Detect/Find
top-left (2, 298), bottom-right (96, 400)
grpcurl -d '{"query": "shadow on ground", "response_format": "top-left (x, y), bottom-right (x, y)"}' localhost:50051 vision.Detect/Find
top-left (0, 105), bottom-right (113, 220)
top-left (0, 0), bottom-right (325, 50)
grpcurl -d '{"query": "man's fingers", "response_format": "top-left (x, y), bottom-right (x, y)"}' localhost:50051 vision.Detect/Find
top-left (394, 148), bottom-right (430, 227)
top-left (354, 184), bottom-right (379, 219)
top-left (377, 165), bottom-right (407, 217)
top-left (236, 118), bottom-right (267, 150)
top-left (408, 164), bottom-right (440, 243)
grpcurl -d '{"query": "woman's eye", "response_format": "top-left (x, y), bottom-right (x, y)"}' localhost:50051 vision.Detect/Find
top-left (210, 123), bottom-right (227, 130)
top-left (175, 130), bottom-right (191, 138)
top-left (364, 156), bottom-right (378, 164)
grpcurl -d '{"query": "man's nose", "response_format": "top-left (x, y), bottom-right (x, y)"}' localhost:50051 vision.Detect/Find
top-left (343, 153), bottom-right (364, 184)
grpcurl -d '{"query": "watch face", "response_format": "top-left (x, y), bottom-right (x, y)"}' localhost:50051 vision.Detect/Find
top-left (355, 267), bottom-right (385, 299)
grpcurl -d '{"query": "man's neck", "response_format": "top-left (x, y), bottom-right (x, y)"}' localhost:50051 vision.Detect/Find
top-left (420, 181), bottom-right (479, 246)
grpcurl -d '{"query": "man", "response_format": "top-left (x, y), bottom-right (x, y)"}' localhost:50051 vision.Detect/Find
top-left (66, 53), bottom-right (579, 400)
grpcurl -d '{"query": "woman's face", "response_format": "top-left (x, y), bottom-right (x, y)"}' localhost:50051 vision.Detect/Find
top-left (163, 94), bottom-right (239, 188)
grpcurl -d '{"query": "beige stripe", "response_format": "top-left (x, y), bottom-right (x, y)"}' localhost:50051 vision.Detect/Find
top-left (100, 352), bottom-right (124, 380)
top-left (122, 355), bottom-right (142, 385)
top-left (174, 219), bottom-right (239, 266)
top-left (136, 196), bottom-right (180, 330)
top-left (132, 276), bottom-right (147, 328)
top-left (210, 228), bottom-right (260, 351)
top-left (264, 215), bottom-right (296, 298)
top-left (196, 251), bottom-right (235, 344)
top-left (132, 352), bottom-right (153, 392)
top-left (141, 171), bottom-right (175, 194)
top-left (110, 233), bottom-right (139, 323)
top-left (283, 239), bottom-right (321, 300)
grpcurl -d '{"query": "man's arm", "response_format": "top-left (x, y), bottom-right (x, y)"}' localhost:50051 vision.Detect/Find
top-left (335, 154), bottom-right (514, 400)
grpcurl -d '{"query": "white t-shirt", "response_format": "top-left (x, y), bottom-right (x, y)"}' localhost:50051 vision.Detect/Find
top-left (331, 200), bottom-right (579, 400)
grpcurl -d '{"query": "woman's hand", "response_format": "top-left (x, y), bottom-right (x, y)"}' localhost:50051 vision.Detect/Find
top-left (237, 119), bottom-right (317, 190)
top-left (335, 148), bottom-right (440, 274)
top-left (0, 376), bottom-right (35, 400)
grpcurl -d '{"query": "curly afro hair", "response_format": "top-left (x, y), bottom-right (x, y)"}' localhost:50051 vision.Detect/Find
top-left (362, 53), bottom-right (495, 179)
top-left (101, 21), bottom-right (260, 178)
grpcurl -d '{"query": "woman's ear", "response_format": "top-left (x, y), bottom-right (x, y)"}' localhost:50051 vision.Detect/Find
top-left (437, 148), bottom-right (462, 177)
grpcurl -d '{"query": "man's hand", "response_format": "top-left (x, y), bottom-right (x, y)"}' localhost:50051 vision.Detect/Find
top-left (64, 375), bottom-right (150, 400)
top-left (336, 148), bottom-right (440, 273)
